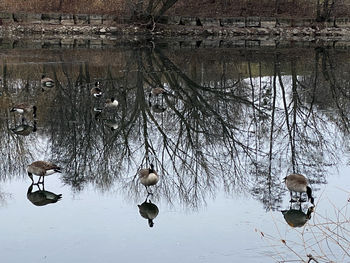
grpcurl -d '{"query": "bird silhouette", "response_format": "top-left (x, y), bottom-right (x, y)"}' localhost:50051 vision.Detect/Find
top-left (27, 183), bottom-right (62, 206)
top-left (282, 203), bottom-right (314, 228)
top-left (138, 198), bottom-right (159, 227)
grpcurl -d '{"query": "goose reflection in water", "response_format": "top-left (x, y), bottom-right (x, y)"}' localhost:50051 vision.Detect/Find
top-left (282, 203), bottom-right (314, 228)
top-left (138, 197), bottom-right (159, 227)
top-left (11, 121), bottom-right (37, 136)
top-left (27, 183), bottom-right (62, 206)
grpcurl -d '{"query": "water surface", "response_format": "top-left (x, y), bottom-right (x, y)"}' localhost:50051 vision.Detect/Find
top-left (0, 37), bottom-right (350, 262)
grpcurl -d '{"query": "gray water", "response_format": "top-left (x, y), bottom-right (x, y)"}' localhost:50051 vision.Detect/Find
top-left (0, 37), bottom-right (350, 262)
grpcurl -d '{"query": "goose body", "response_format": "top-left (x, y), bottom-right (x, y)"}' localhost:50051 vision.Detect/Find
top-left (138, 200), bottom-right (159, 227)
top-left (104, 120), bottom-right (119, 130)
top-left (151, 87), bottom-right (166, 96)
top-left (105, 97), bottom-right (119, 107)
top-left (139, 164), bottom-right (159, 194)
top-left (27, 161), bottom-right (61, 184)
top-left (41, 75), bottom-right (55, 89)
top-left (90, 82), bottom-right (103, 97)
top-left (284, 173), bottom-right (314, 204)
top-left (27, 184), bottom-right (62, 206)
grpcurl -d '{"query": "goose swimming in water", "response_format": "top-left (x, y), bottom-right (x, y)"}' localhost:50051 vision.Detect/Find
top-left (105, 97), bottom-right (119, 107)
top-left (27, 161), bottom-right (62, 184)
top-left (284, 173), bottom-right (314, 205)
top-left (151, 87), bottom-right (166, 96)
top-left (104, 119), bottom-right (119, 131)
top-left (90, 82), bottom-right (103, 98)
top-left (10, 103), bottom-right (37, 122)
top-left (41, 75), bottom-right (55, 90)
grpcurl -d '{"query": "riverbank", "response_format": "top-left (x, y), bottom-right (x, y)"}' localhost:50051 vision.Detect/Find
top-left (0, 12), bottom-right (350, 40)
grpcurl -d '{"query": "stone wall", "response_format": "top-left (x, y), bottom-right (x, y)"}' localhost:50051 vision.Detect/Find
top-left (0, 12), bottom-right (350, 28)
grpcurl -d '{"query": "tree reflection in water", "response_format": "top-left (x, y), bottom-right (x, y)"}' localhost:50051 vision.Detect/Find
top-left (0, 43), bottom-right (348, 210)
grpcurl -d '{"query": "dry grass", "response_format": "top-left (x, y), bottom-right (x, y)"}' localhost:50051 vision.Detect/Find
top-left (0, 0), bottom-right (349, 18)
top-left (0, 0), bottom-right (128, 15)
top-left (257, 192), bottom-right (350, 262)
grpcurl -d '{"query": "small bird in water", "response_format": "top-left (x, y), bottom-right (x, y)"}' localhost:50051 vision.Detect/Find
top-left (27, 161), bottom-right (62, 184)
top-left (10, 103), bottom-right (37, 122)
top-left (41, 74), bottom-right (55, 91)
top-left (90, 81), bottom-right (103, 98)
top-left (139, 163), bottom-right (159, 195)
top-left (27, 184), bottom-right (62, 206)
top-left (104, 119), bottom-right (119, 131)
top-left (284, 173), bottom-right (314, 205)
top-left (105, 97), bottom-right (119, 108)
top-left (151, 87), bottom-right (166, 96)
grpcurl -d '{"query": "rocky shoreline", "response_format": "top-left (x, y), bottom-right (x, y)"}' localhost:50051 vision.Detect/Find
top-left (0, 13), bottom-right (350, 41)
top-left (0, 23), bottom-right (349, 41)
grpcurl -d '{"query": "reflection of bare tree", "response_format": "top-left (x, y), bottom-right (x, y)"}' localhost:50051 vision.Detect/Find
top-left (0, 44), bottom-right (349, 210)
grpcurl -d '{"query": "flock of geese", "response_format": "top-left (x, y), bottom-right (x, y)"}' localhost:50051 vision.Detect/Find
top-left (8, 74), bottom-right (315, 227)
top-left (9, 75), bottom-right (161, 225)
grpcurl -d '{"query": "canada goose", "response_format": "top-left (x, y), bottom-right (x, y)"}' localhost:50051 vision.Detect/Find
top-left (138, 199), bottom-right (159, 227)
top-left (282, 205), bottom-right (314, 228)
top-left (27, 161), bottom-right (62, 184)
top-left (41, 74), bottom-right (55, 90)
top-left (105, 97), bottom-right (119, 107)
top-left (90, 82), bottom-right (103, 98)
top-left (284, 173), bottom-right (314, 205)
top-left (27, 184), bottom-right (62, 206)
top-left (104, 120), bottom-right (119, 131)
top-left (151, 87), bottom-right (166, 96)
top-left (10, 103), bottom-right (37, 122)
top-left (93, 107), bottom-right (103, 120)
top-left (11, 121), bottom-right (37, 136)
top-left (139, 163), bottom-right (159, 194)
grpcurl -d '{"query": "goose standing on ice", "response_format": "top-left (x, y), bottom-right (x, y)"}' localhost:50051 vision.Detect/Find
top-left (139, 163), bottom-right (159, 195)
top-left (284, 173), bottom-right (314, 205)
top-left (27, 161), bottom-right (62, 184)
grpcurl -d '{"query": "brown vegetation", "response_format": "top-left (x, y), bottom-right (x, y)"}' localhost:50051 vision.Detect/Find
top-left (0, 0), bottom-right (349, 19)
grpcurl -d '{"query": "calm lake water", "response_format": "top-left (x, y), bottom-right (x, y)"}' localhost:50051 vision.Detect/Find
top-left (0, 37), bottom-right (350, 262)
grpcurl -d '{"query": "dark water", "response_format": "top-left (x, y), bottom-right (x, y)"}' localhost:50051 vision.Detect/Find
top-left (0, 37), bottom-right (350, 262)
